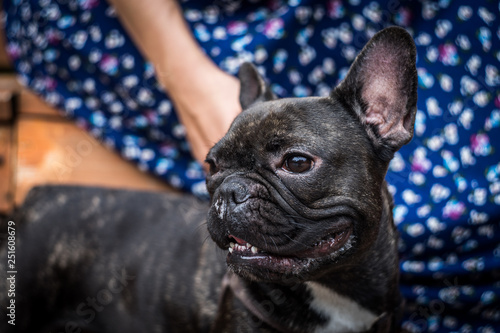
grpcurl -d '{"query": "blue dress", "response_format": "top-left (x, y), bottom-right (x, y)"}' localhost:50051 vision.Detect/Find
top-left (3, 0), bottom-right (499, 331)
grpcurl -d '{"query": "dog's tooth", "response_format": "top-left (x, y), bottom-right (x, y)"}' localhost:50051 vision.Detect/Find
top-left (246, 243), bottom-right (252, 249)
top-left (251, 246), bottom-right (258, 254)
top-left (230, 242), bottom-right (235, 248)
top-left (228, 247), bottom-right (233, 253)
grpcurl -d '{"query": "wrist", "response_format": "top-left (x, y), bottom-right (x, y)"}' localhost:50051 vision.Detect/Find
top-left (158, 52), bottom-right (215, 94)
top-left (159, 55), bottom-right (226, 104)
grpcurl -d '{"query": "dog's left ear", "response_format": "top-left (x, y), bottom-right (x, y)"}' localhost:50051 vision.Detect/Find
top-left (238, 63), bottom-right (276, 110)
top-left (333, 27), bottom-right (418, 161)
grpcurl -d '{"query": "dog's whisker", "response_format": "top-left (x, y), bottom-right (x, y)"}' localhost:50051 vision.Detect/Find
top-left (261, 233), bottom-right (270, 250)
top-left (269, 235), bottom-right (279, 252)
top-left (283, 233), bottom-right (308, 247)
top-left (285, 216), bottom-right (315, 230)
top-left (201, 234), bottom-right (213, 247)
top-left (196, 221), bottom-right (209, 231)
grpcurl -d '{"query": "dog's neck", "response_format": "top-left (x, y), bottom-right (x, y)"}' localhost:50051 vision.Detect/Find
top-left (215, 186), bottom-right (401, 333)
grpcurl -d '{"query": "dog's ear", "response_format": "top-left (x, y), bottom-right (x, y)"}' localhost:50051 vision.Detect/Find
top-left (238, 63), bottom-right (276, 110)
top-left (333, 27), bottom-right (418, 161)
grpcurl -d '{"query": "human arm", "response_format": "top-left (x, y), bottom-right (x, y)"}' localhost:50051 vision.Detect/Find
top-left (106, 0), bottom-right (241, 165)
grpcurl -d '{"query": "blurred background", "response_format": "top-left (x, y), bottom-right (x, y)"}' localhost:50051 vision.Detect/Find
top-left (0, 23), bottom-right (174, 217)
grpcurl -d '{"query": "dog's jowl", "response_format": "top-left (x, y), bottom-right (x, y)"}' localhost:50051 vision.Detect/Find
top-left (1, 27), bottom-right (417, 333)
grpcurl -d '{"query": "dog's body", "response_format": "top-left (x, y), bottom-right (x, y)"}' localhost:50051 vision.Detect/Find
top-left (0, 27), bottom-right (417, 333)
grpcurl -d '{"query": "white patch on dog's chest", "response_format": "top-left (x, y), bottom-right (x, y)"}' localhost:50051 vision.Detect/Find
top-left (306, 282), bottom-right (379, 333)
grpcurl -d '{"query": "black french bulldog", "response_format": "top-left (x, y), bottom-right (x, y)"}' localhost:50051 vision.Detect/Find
top-left (0, 26), bottom-right (417, 333)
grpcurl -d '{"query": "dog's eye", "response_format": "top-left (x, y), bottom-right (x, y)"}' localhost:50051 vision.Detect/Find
top-left (282, 155), bottom-right (312, 173)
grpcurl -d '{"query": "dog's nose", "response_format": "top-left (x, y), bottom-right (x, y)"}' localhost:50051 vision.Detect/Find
top-left (222, 178), bottom-right (251, 205)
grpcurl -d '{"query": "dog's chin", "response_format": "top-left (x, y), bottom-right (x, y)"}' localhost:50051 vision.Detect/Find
top-left (224, 226), bottom-right (355, 284)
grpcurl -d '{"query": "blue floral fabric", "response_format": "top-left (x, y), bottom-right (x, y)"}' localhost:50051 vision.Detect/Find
top-left (3, 0), bottom-right (499, 331)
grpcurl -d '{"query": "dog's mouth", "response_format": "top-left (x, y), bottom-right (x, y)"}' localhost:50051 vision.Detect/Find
top-left (225, 225), bottom-right (354, 279)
